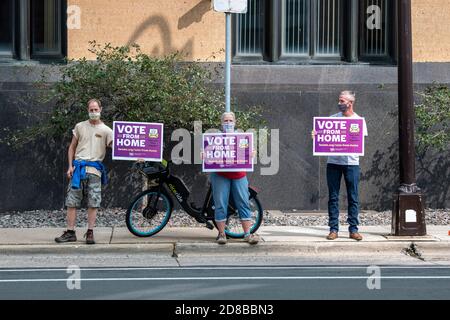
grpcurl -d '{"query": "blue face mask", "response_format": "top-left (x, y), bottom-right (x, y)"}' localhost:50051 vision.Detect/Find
top-left (222, 122), bottom-right (235, 133)
top-left (338, 104), bottom-right (349, 113)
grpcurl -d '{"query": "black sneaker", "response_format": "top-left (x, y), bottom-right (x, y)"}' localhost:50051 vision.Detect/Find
top-left (84, 229), bottom-right (95, 245)
top-left (55, 230), bottom-right (77, 243)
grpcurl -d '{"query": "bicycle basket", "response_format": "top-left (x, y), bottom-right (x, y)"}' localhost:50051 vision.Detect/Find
top-left (139, 162), bottom-right (167, 179)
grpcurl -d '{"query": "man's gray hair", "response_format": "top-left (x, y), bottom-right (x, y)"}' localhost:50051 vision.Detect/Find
top-left (340, 91), bottom-right (356, 102)
top-left (221, 112), bottom-right (236, 122)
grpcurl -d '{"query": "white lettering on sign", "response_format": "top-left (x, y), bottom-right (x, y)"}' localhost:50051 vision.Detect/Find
top-left (206, 136), bottom-right (236, 146)
top-left (316, 120), bottom-right (348, 143)
top-left (204, 135), bottom-right (240, 160)
top-left (367, 5), bottom-right (382, 30)
top-left (317, 121), bottom-right (347, 131)
top-left (116, 139), bottom-right (145, 147)
top-left (317, 135), bottom-right (347, 143)
top-left (115, 124), bottom-right (147, 147)
top-left (206, 150), bottom-right (236, 158)
top-left (117, 125), bottom-right (146, 135)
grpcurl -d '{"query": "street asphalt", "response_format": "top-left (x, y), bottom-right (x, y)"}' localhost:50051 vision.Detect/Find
top-left (0, 225), bottom-right (449, 300)
top-left (0, 266), bottom-right (449, 300)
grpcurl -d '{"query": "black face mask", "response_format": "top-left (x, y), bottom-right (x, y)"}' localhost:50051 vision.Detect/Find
top-left (338, 104), bottom-right (350, 112)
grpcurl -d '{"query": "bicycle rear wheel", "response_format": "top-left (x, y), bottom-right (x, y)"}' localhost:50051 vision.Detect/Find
top-left (213, 188), bottom-right (264, 239)
top-left (126, 188), bottom-right (172, 237)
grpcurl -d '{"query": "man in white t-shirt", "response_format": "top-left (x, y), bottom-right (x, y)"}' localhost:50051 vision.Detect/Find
top-left (324, 91), bottom-right (368, 241)
top-left (55, 99), bottom-right (113, 245)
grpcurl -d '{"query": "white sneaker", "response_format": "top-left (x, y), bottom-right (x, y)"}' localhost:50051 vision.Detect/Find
top-left (244, 233), bottom-right (260, 245)
top-left (216, 233), bottom-right (227, 245)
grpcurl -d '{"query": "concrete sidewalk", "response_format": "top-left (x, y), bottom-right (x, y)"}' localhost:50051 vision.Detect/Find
top-left (0, 226), bottom-right (448, 257)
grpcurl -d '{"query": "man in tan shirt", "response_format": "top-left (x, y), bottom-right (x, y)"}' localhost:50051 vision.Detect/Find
top-left (55, 99), bottom-right (113, 244)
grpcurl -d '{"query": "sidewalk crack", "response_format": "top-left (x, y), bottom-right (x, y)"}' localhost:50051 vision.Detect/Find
top-left (109, 227), bottom-right (114, 244)
top-left (402, 242), bottom-right (425, 261)
top-left (172, 243), bottom-right (181, 267)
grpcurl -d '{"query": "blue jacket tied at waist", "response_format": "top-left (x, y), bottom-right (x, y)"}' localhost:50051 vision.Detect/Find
top-left (71, 160), bottom-right (108, 189)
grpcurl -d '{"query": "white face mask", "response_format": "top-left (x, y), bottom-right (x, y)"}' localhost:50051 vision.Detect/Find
top-left (222, 122), bottom-right (235, 133)
top-left (89, 112), bottom-right (101, 120)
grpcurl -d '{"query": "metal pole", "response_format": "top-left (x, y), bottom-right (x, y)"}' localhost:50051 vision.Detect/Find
top-left (225, 12), bottom-right (232, 113)
top-left (398, 0), bottom-right (417, 191)
top-left (392, 0), bottom-right (426, 236)
top-left (19, 0), bottom-right (30, 60)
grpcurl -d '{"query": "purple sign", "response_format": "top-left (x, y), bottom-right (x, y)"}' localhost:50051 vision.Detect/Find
top-left (113, 121), bottom-right (163, 161)
top-left (202, 133), bottom-right (254, 172)
top-left (313, 117), bottom-right (365, 156)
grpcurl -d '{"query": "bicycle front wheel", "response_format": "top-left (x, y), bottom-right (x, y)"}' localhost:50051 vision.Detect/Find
top-left (126, 188), bottom-right (172, 237)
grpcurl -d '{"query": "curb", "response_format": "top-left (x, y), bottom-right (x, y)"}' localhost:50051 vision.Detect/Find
top-left (1, 241), bottom-right (449, 257)
top-left (173, 241), bottom-right (420, 256)
top-left (0, 244), bottom-right (175, 255)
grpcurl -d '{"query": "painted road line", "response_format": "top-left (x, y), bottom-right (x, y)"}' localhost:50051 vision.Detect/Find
top-left (0, 266), bottom-right (449, 272)
top-left (1, 276), bottom-right (450, 283)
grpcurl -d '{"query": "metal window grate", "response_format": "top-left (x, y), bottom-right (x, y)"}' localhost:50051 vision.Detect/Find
top-left (282, 0), bottom-right (310, 56)
top-left (315, 0), bottom-right (342, 56)
top-left (31, 0), bottom-right (61, 55)
top-left (361, 0), bottom-right (389, 57)
top-left (234, 0), bottom-right (394, 63)
top-left (236, 0), bottom-right (263, 56)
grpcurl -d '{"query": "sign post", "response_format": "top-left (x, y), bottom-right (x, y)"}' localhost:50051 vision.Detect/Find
top-left (225, 12), bottom-right (232, 113)
top-left (213, 0), bottom-right (248, 113)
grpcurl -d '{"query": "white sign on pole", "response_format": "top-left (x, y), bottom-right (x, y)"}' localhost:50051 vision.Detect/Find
top-left (213, 0), bottom-right (248, 14)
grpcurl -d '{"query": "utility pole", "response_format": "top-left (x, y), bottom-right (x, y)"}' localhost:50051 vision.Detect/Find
top-left (225, 12), bottom-right (232, 113)
top-left (392, 0), bottom-right (427, 236)
top-left (212, 0), bottom-right (248, 113)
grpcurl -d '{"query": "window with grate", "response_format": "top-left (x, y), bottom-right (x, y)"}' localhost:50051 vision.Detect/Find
top-left (0, 0), bottom-right (66, 61)
top-left (234, 0), bottom-right (396, 64)
top-left (359, 0), bottom-right (395, 62)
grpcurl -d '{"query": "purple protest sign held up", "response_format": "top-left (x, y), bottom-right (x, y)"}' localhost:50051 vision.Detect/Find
top-left (313, 117), bottom-right (365, 156)
top-left (113, 121), bottom-right (164, 162)
top-left (202, 132), bottom-right (254, 172)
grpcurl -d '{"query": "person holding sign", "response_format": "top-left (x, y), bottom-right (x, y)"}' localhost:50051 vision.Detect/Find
top-left (313, 91), bottom-right (368, 241)
top-left (203, 112), bottom-right (259, 245)
top-left (55, 99), bottom-right (113, 245)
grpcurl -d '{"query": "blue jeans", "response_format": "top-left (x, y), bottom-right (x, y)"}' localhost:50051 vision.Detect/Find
top-left (209, 173), bottom-right (252, 222)
top-left (327, 164), bottom-right (360, 233)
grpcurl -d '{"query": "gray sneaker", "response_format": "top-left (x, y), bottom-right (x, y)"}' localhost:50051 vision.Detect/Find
top-left (55, 230), bottom-right (77, 243)
top-left (216, 233), bottom-right (227, 245)
top-left (244, 233), bottom-right (260, 245)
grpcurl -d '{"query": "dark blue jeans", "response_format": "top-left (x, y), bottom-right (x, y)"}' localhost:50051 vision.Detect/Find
top-left (327, 164), bottom-right (360, 233)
